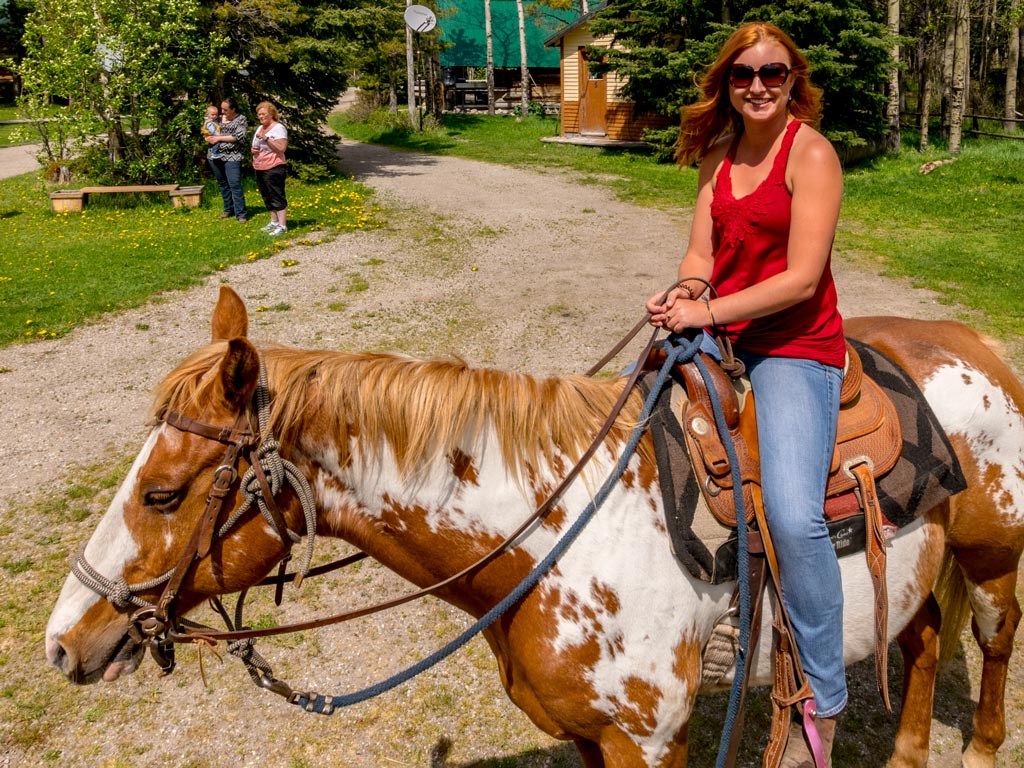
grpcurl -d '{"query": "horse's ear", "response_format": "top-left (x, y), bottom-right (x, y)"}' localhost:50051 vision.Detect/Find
top-left (217, 338), bottom-right (260, 409)
top-left (211, 286), bottom-right (249, 341)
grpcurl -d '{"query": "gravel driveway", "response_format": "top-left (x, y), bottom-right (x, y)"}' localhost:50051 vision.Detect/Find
top-left (1, 139), bottom-right (1018, 768)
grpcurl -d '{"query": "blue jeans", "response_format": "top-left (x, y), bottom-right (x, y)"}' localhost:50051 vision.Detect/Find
top-left (701, 333), bottom-right (847, 716)
top-left (209, 158), bottom-right (247, 219)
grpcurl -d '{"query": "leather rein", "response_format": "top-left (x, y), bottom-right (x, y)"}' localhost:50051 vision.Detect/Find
top-left (173, 321), bottom-right (661, 646)
top-left (75, 302), bottom-right (671, 681)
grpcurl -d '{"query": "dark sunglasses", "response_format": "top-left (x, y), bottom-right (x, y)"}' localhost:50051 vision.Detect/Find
top-left (729, 62), bottom-right (790, 88)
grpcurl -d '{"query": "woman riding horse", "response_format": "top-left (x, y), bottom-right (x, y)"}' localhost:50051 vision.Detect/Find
top-left (648, 23), bottom-right (846, 765)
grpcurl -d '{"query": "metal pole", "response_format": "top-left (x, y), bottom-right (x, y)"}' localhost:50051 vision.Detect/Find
top-left (406, 0), bottom-right (418, 129)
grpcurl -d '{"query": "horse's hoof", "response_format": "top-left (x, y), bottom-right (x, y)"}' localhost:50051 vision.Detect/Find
top-left (961, 743), bottom-right (996, 768)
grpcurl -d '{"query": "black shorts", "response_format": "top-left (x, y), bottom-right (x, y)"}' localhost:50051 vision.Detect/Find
top-left (255, 165), bottom-right (287, 212)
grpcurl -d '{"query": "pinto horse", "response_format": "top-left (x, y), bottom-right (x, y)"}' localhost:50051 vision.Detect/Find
top-left (46, 286), bottom-right (1024, 768)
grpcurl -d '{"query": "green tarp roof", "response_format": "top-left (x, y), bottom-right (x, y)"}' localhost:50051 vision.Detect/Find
top-left (436, 1), bottom-right (577, 69)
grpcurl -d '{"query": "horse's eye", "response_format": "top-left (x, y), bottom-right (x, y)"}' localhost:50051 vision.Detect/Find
top-left (143, 490), bottom-right (181, 513)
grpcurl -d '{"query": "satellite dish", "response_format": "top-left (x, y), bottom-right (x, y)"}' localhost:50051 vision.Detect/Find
top-left (404, 5), bottom-right (437, 33)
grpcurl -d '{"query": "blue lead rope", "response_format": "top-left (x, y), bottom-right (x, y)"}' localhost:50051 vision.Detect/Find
top-left (291, 333), bottom-right (705, 715)
top-left (695, 351), bottom-right (753, 768)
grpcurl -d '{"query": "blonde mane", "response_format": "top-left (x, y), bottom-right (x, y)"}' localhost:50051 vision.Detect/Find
top-left (153, 343), bottom-right (647, 476)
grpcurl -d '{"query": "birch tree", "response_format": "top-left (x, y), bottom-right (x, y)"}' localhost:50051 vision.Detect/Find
top-left (941, 9), bottom-right (955, 136)
top-left (915, 0), bottom-right (938, 151)
top-left (885, 0), bottom-right (901, 152)
top-left (948, 0), bottom-right (970, 152)
top-left (516, 0), bottom-right (530, 117)
top-left (1006, 0), bottom-right (1021, 132)
top-left (485, 0), bottom-right (495, 115)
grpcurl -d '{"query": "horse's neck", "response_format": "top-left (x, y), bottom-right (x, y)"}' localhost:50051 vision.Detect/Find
top-left (302, 427), bottom-right (540, 584)
top-left (271, 352), bottom-right (679, 613)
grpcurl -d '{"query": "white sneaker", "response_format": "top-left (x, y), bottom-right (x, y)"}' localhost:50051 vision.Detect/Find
top-left (260, 221), bottom-right (277, 232)
top-left (269, 224), bottom-right (288, 236)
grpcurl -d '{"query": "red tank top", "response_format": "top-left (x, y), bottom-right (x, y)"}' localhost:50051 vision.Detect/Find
top-left (709, 120), bottom-right (845, 368)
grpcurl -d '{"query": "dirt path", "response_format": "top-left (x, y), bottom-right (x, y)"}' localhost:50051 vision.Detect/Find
top-left (0, 143), bottom-right (43, 180)
top-left (1, 141), bottom-right (1018, 767)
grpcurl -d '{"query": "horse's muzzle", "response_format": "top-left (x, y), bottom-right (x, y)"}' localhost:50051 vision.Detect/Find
top-left (45, 630), bottom-right (145, 684)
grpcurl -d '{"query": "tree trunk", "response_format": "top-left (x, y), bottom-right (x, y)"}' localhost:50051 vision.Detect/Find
top-left (885, 0), bottom-right (901, 152)
top-left (915, 0), bottom-right (933, 151)
top-left (940, 11), bottom-right (955, 139)
top-left (432, 50), bottom-right (443, 121)
top-left (389, 52), bottom-right (400, 115)
top-left (485, 0), bottom-right (495, 115)
top-left (1007, 0), bottom-right (1021, 132)
top-left (516, 0), bottom-right (530, 118)
top-left (948, 0), bottom-right (969, 153)
top-left (919, 75), bottom-right (932, 151)
top-left (423, 48), bottom-right (437, 118)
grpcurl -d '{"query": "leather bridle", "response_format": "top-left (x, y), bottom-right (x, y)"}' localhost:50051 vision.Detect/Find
top-left (71, 366), bottom-right (319, 674)
top-left (168, 321), bottom-right (661, 647)
top-left (125, 408), bottom-right (262, 667)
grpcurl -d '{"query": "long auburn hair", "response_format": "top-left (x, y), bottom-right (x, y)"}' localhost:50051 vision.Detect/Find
top-left (676, 22), bottom-right (823, 166)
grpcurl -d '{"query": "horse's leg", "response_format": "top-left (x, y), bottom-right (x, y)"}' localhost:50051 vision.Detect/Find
top-left (575, 738), bottom-right (606, 768)
top-left (889, 592), bottom-right (942, 768)
top-left (957, 562), bottom-right (1022, 768)
top-left (589, 723), bottom-right (689, 768)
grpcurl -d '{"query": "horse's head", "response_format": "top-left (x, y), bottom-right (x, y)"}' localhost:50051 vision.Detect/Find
top-left (45, 287), bottom-right (301, 684)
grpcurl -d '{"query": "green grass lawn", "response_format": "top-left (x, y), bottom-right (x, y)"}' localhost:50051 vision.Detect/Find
top-left (332, 112), bottom-right (1024, 365)
top-left (0, 173), bottom-right (378, 347)
top-left (839, 140), bottom-right (1022, 343)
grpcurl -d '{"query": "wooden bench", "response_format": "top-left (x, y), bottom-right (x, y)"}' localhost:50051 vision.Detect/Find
top-left (49, 184), bottom-right (205, 212)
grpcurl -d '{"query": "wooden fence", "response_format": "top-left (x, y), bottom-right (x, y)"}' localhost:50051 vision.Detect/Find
top-left (902, 111), bottom-right (1024, 141)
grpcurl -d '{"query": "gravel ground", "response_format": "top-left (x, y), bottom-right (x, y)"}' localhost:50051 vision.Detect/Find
top-left (0, 138), bottom-right (1020, 767)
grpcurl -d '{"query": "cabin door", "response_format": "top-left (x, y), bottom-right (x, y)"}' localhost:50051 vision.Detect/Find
top-left (578, 48), bottom-right (607, 136)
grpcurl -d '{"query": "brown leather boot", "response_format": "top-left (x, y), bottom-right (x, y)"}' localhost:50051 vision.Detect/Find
top-left (778, 715), bottom-right (837, 768)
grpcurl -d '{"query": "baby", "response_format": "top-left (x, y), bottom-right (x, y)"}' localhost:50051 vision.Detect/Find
top-left (201, 105), bottom-right (221, 159)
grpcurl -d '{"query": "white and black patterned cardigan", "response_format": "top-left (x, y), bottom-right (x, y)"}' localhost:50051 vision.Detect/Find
top-left (209, 114), bottom-right (248, 163)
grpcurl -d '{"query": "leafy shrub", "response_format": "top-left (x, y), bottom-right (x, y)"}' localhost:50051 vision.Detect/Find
top-left (512, 101), bottom-right (547, 119)
top-left (366, 108), bottom-right (414, 133)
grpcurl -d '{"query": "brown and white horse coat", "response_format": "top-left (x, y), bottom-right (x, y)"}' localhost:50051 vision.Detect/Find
top-left (46, 290), bottom-right (1024, 768)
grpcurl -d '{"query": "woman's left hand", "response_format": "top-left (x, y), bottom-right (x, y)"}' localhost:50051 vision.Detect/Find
top-left (661, 299), bottom-right (711, 333)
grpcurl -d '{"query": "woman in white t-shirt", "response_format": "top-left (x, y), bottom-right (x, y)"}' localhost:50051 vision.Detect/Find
top-left (251, 101), bottom-right (289, 236)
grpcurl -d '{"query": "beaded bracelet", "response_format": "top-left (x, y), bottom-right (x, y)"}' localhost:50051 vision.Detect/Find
top-left (676, 280), bottom-right (695, 300)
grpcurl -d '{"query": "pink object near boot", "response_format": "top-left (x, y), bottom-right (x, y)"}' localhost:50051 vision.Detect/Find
top-left (778, 705), bottom-right (837, 768)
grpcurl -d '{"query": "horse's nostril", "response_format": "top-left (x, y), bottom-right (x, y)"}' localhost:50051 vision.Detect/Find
top-left (45, 636), bottom-right (69, 671)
